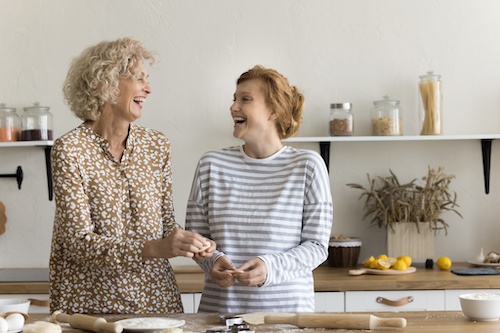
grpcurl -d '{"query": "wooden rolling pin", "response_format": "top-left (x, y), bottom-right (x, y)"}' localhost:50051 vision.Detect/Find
top-left (50, 311), bottom-right (123, 333)
top-left (264, 313), bottom-right (406, 329)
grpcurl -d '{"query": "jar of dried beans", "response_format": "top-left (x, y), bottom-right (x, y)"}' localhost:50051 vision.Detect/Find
top-left (329, 103), bottom-right (353, 136)
top-left (0, 103), bottom-right (20, 142)
top-left (371, 96), bottom-right (403, 136)
top-left (419, 71), bottom-right (442, 135)
top-left (21, 102), bottom-right (53, 141)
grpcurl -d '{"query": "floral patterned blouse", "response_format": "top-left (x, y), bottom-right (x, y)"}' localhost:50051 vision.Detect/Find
top-left (49, 123), bottom-right (183, 314)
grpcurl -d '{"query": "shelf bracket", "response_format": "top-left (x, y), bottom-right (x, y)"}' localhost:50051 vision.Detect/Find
top-left (0, 166), bottom-right (23, 190)
top-left (44, 146), bottom-right (53, 201)
top-left (481, 139), bottom-right (493, 194)
top-left (319, 141), bottom-right (330, 172)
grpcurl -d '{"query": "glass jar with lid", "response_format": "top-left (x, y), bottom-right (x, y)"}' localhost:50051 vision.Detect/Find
top-left (371, 96), bottom-right (403, 136)
top-left (0, 103), bottom-right (20, 142)
top-left (21, 102), bottom-right (53, 141)
top-left (418, 71), bottom-right (442, 135)
top-left (329, 103), bottom-right (353, 136)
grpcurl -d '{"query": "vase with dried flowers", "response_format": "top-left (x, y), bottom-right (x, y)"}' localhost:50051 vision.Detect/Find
top-left (346, 166), bottom-right (462, 258)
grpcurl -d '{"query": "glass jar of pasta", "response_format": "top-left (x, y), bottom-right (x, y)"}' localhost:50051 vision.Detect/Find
top-left (418, 71), bottom-right (442, 135)
top-left (371, 96), bottom-right (403, 136)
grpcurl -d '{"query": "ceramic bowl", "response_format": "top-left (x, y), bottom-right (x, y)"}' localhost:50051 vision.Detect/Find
top-left (459, 293), bottom-right (500, 321)
top-left (0, 299), bottom-right (30, 314)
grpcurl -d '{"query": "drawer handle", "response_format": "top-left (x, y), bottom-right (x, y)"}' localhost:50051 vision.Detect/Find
top-left (28, 298), bottom-right (50, 307)
top-left (376, 296), bottom-right (414, 307)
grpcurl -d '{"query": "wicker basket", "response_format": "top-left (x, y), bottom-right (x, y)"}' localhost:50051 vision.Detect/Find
top-left (327, 237), bottom-right (362, 267)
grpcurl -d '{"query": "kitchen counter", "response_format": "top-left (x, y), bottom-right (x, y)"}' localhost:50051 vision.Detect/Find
top-left (25, 311), bottom-right (500, 332)
top-left (1, 262), bottom-right (500, 294)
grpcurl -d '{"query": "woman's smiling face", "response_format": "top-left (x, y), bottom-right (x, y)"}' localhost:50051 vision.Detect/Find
top-left (230, 78), bottom-right (277, 143)
top-left (113, 61), bottom-right (151, 122)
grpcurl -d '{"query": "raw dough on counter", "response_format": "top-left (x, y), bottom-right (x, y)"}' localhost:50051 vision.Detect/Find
top-left (159, 329), bottom-right (183, 333)
top-left (23, 321), bottom-right (62, 333)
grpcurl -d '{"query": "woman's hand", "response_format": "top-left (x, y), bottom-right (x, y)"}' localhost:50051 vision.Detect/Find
top-left (233, 257), bottom-right (268, 287)
top-left (209, 256), bottom-right (238, 288)
top-left (143, 228), bottom-right (213, 259)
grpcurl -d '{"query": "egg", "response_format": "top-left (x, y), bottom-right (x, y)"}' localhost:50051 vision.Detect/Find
top-left (6, 313), bottom-right (25, 331)
top-left (0, 318), bottom-right (8, 333)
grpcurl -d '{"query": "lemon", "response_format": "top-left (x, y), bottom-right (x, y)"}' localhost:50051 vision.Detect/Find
top-left (376, 254), bottom-right (388, 260)
top-left (369, 259), bottom-right (379, 269)
top-left (393, 259), bottom-right (408, 271)
top-left (386, 257), bottom-right (398, 267)
top-left (363, 256), bottom-right (375, 268)
top-left (376, 258), bottom-right (391, 270)
top-left (397, 255), bottom-right (412, 267)
top-left (437, 257), bottom-right (452, 270)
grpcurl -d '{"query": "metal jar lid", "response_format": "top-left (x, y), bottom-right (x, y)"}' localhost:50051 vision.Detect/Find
top-left (330, 103), bottom-right (352, 109)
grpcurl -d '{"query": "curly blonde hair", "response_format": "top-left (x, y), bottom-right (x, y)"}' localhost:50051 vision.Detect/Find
top-left (236, 65), bottom-right (304, 139)
top-left (63, 37), bottom-right (156, 121)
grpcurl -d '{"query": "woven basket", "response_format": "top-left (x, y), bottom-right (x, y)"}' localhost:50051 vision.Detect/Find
top-left (327, 238), bottom-right (362, 267)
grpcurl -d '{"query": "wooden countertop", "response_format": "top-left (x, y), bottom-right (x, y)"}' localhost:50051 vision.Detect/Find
top-left (2, 262), bottom-right (500, 294)
top-left (25, 311), bottom-right (500, 332)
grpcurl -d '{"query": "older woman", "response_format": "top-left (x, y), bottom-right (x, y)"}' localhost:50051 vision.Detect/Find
top-left (49, 37), bottom-right (214, 314)
top-left (186, 65), bottom-right (333, 312)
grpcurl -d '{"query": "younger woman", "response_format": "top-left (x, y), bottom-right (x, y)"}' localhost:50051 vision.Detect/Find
top-left (186, 65), bottom-right (333, 312)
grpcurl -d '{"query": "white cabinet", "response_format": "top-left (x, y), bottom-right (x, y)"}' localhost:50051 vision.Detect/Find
top-left (181, 293), bottom-right (201, 313)
top-left (445, 289), bottom-right (500, 311)
top-left (314, 292), bottom-right (344, 312)
top-left (345, 290), bottom-right (445, 312)
top-left (0, 294), bottom-right (50, 314)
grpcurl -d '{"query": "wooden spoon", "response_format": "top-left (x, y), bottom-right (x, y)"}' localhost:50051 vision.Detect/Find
top-left (0, 311), bottom-right (29, 320)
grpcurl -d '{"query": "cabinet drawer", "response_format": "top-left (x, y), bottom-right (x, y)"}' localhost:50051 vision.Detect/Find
top-left (315, 292), bottom-right (344, 312)
top-left (445, 289), bottom-right (500, 310)
top-left (345, 290), bottom-right (445, 312)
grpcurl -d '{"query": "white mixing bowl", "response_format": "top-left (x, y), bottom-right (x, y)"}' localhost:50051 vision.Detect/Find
top-left (459, 293), bottom-right (500, 321)
top-left (0, 299), bottom-right (30, 314)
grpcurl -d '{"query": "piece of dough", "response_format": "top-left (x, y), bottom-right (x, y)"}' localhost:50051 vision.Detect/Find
top-left (158, 328), bottom-right (183, 333)
top-left (225, 269), bottom-right (244, 274)
top-left (23, 321), bottom-right (62, 333)
top-left (240, 312), bottom-right (294, 325)
top-left (198, 240), bottom-right (211, 253)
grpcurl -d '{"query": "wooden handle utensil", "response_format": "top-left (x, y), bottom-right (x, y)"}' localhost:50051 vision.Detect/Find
top-left (50, 311), bottom-right (123, 333)
top-left (264, 313), bottom-right (406, 329)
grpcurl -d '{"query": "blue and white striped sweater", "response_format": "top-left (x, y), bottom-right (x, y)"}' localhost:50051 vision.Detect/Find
top-left (186, 145), bottom-right (333, 313)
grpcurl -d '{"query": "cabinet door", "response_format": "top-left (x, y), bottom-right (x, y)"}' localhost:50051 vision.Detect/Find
top-left (0, 294), bottom-right (50, 314)
top-left (445, 289), bottom-right (500, 310)
top-left (345, 290), bottom-right (445, 312)
top-left (315, 292), bottom-right (344, 312)
top-left (180, 293), bottom-right (194, 314)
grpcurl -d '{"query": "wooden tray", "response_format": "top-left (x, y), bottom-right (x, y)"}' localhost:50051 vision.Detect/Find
top-left (349, 266), bottom-right (417, 276)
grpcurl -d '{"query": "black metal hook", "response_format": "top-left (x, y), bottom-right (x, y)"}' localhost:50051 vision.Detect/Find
top-left (0, 166), bottom-right (23, 189)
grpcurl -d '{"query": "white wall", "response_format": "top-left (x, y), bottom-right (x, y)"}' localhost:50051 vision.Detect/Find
top-left (1, 0), bottom-right (500, 268)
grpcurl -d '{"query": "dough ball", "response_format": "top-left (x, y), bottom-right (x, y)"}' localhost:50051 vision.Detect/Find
top-left (23, 321), bottom-right (62, 333)
top-left (0, 318), bottom-right (8, 333)
top-left (5, 313), bottom-right (25, 331)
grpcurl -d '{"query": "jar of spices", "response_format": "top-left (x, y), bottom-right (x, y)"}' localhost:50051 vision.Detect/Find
top-left (329, 103), bottom-right (353, 136)
top-left (418, 71), bottom-right (442, 135)
top-left (0, 103), bottom-right (20, 142)
top-left (371, 96), bottom-right (403, 136)
top-left (21, 102), bottom-right (53, 141)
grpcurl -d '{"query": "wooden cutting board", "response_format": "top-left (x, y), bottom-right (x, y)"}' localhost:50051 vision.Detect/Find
top-left (349, 266), bottom-right (416, 276)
